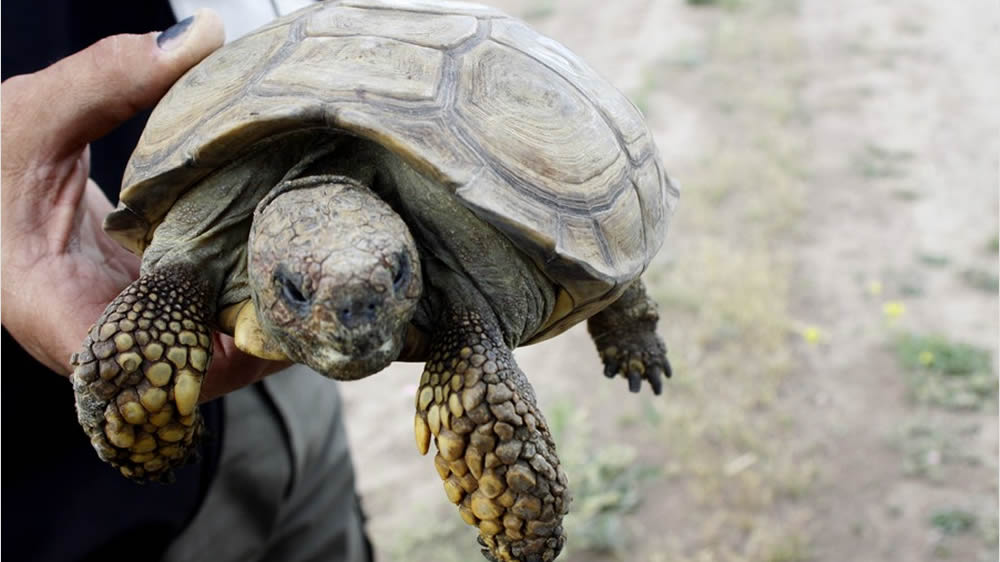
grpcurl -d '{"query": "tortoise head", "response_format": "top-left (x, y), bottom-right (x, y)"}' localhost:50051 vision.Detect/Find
top-left (247, 175), bottom-right (422, 379)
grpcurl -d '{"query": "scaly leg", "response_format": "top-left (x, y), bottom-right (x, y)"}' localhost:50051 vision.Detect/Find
top-left (70, 265), bottom-right (213, 482)
top-left (414, 308), bottom-right (569, 562)
top-left (587, 279), bottom-right (671, 394)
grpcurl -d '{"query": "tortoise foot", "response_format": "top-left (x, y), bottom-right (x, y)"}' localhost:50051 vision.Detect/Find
top-left (70, 265), bottom-right (212, 482)
top-left (588, 279), bottom-right (671, 395)
top-left (415, 309), bottom-right (568, 562)
top-left (595, 333), bottom-right (671, 395)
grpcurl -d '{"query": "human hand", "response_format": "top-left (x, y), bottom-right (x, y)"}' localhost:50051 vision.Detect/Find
top-left (1, 10), bottom-right (286, 402)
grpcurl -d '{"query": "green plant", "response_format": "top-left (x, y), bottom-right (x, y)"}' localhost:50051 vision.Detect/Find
top-left (387, 505), bottom-right (470, 561)
top-left (892, 421), bottom-right (983, 481)
top-left (960, 268), bottom-right (999, 293)
top-left (917, 253), bottom-right (951, 268)
top-left (522, 0), bottom-right (555, 20)
top-left (895, 333), bottom-right (992, 375)
top-left (762, 533), bottom-right (811, 562)
top-left (852, 143), bottom-right (914, 178)
top-left (549, 399), bottom-right (659, 556)
top-left (686, 0), bottom-right (745, 8)
top-left (629, 67), bottom-right (661, 116)
top-left (891, 188), bottom-right (921, 201)
top-left (894, 333), bottom-right (996, 410)
top-left (930, 509), bottom-right (977, 535)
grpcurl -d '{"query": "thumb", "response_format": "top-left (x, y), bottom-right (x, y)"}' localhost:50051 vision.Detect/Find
top-left (1, 9), bottom-right (224, 163)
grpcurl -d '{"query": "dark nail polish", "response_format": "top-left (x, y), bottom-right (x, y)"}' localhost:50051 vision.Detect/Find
top-left (157, 16), bottom-right (194, 49)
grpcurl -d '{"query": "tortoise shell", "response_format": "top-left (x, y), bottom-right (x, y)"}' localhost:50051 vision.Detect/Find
top-left (110, 0), bottom-right (679, 342)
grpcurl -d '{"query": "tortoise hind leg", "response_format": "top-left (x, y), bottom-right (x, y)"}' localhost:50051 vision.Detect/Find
top-left (414, 307), bottom-right (569, 562)
top-left (587, 279), bottom-right (671, 394)
top-left (70, 264), bottom-right (213, 482)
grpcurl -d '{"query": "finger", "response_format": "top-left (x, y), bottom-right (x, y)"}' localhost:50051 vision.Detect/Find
top-left (2, 9), bottom-right (224, 162)
top-left (199, 334), bottom-right (289, 402)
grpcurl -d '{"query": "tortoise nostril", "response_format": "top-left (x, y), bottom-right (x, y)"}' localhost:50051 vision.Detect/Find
top-left (337, 296), bottom-right (380, 328)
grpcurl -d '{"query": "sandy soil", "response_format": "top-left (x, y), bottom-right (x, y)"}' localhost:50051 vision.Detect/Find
top-left (338, 1), bottom-right (999, 560)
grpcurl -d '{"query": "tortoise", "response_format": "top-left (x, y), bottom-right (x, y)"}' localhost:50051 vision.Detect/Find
top-left (69, 0), bottom-right (680, 560)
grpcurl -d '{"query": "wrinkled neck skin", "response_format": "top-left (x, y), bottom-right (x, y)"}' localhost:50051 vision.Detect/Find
top-left (247, 175), bottom-right (423, 380)
top-left (146, 130), bottom-right (556, 378)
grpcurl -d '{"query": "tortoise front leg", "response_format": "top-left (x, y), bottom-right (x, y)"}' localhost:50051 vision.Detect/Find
top-left (587, 279), bottom-right (671, 394)
top-left (414, 308), bottom-right (568, 562)
top-left (70, 264), bottom-right (213, 482)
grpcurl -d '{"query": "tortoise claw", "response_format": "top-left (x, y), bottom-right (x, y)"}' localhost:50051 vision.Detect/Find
top-left (627, 369), bottom-right (642, 393)
top-left (594, 332), bottom-right (671, 395)
top-left (603, 358), bottom-right (620, 378)
top-left (648, 365), bottom-right (665, 395)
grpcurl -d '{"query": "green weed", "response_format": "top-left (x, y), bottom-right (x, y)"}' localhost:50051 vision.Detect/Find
top-left (386, 398), bottom-right (659, 561)
top-left (895, 333), bottom-right (992, 375)
top-left (852, 143), bottom-right (914, 179)
top-left (931, 509), bottom-right (977, 535)
top-left (548, 399), bottom-right (659, 557)
top-left (960, 268), bottom-right (999, 293)
top-left (918, 253), bottom-right (951, 268)
top-left (686, 0), bottom-right (745, 9)
top-left (987, 234), bottom-right (999, 254)
top-left (892, 421), bottom-right (983, 481)
top-left (629, 67), bottom-right (661, 116)
top-left (894, 333), bottom-right (996, 410)
top-left (664, 43), bottom-right (710, 70)
top-left (892, 188), bottom-right (922, 201)
top-left (386, 505), bottom-right (470, 561)
top-left (522, 0), bottom-right (555, 20)
top-left (981, 516), bottom-right (999, 550)
top-left (762, 533), bottom-right (812, 562)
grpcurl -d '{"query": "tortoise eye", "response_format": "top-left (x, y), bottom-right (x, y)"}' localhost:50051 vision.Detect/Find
top-left (274, 265), bottom-right (310, 311)
top-left (392, 252), bottom-right (411, 293)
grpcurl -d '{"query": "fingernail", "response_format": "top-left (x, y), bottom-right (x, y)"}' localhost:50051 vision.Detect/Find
top-left (157, 16), bottom-right (194, 50)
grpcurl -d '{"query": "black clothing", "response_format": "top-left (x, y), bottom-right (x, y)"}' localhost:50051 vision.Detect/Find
top-left (2, 3), bottom-right (225, 560)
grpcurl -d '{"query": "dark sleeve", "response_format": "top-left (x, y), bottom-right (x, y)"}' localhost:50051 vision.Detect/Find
top-left (1, 2), bottom-right (225, 560)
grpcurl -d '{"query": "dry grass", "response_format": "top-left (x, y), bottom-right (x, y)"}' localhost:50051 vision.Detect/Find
top-left (633, 1), bottom-right (821, 559)
top-left (343, 1), bottom-right (999, 560)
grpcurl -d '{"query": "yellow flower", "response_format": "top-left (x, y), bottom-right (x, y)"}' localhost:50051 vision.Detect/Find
top-left (868, 280), bottom-right (883, 296)
top-left (918, 350), bottom-right (935, 366)
top-left (802, 326), bottom-right (822, 345)
top-left (883, 301), bottom-right (906, 320)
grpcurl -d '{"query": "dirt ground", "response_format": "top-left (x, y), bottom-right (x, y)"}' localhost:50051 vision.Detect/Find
top-left (338, 1), bottom-right (1000, 560)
